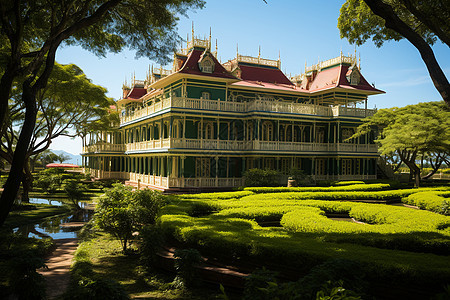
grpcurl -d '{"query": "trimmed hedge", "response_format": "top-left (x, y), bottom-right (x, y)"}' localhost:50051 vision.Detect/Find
top-left (404, 191), bottom-right (450, 215)
top-left (331, 181), bottom-right (365, 186)
top-left (244, 183), bottom-right (391, 193)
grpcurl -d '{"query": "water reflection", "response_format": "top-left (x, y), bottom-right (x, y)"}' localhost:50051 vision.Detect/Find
top-left (14, 198), bottom-right (94, 239)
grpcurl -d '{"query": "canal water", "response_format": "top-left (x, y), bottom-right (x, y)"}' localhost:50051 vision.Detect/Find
top-left (13, 198), bottom-right (94, 239)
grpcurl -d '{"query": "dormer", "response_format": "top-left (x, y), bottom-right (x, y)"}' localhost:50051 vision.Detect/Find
top-left (198, 51), bottom-right (215, 73)
top-left (346, 65), bottom-right (361, 86)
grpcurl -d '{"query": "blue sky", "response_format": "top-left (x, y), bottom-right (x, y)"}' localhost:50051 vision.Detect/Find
top-left (52, 0), bottom-right (449, 155)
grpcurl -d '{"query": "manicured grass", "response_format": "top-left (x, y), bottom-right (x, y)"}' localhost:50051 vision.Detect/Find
top-left (73, 232), bottom-right (224, 299)
top-left (3, 203), bottom-right (70, 228)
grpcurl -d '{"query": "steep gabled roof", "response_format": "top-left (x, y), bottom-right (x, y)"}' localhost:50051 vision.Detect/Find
top-left (238, 64), bottom-right (294, 85)
top-left (178, 49), bottom-right (237, 80)
top-left (126, 87), bottom-right (147, 99)
top-left (308, 64), bottom-right (383, 94)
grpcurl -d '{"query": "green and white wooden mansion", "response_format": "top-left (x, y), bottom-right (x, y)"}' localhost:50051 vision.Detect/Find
top-left (82, 34), bottom-right (384, 190)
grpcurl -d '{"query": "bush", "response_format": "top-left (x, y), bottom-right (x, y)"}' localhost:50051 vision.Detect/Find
top-left (139, 226), bottom-right (165, 269)
top-left (244, 168), bottom-right (281, 187)
top-left (289, 168), bottom-right (314, 187)
top-left (244, 183), bottom-right (391, 193)
top-left (95, 184), bottom-right (165, 253)
top-left (331, 181), bottom-right (365, 186)
top-left (173, 248), bottom-right (202, 288)
top-left (243, 268), bottom-right (279, 300)
top-left (404, 191), bottom-right (450, 215)
top-left (62, 179), bottom-right (86, 209)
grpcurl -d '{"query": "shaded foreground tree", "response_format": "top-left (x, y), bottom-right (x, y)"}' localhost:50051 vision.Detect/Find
top-left (0, 0), bottom-right (204, 226)
top-left (338, 0), bottom-right (450, 106)
top-left (95, 184), bottom-right (165, 253)
top-left (352, 101), bottom-right (450, 187)
top-left (1, 62), bottom-right (112, 201)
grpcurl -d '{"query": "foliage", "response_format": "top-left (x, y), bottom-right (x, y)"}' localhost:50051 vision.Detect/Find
top-left (244, 183), bottom-right (391, 193)
top-left (139, 225), bottom-right (165, 269)
top-left (331, 181), bottom-right (365, 186)
top-left (315, 280), bottom-right (362, 300)
top-left (0, 233), bottom-right (54, 299)
top-left (244, 168), bottom-right (282, 187)
top-left (352, 102), bottom-right (450, 186)
top-left (338, 0), bottom-right (450, 106)
top-left (243, 268), bottom-right (279, 300)
top-left (95, 184), bottom-right (165, 253)
top-left (62, 179), bottom-right (86, 210)
top-left (64, 243), bottom-right (129, 300)
top-left (289, 168), bottom-right (314, 187)
top-left (173, 248), bottom-right (202, 288)
top-left (404, 191), bottom-right (450, 215)
top-left (158, 187), bottom-right (450, 295)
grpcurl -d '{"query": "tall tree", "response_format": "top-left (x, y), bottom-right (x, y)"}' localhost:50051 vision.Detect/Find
top-left (352, 101), bottom-right (450, 187)
top-left (338, 0), bottom-right (450, 106)
top-left (0, 0), bottom-right (204, 226)
top-left (1, 62), bottom-right (112, 201)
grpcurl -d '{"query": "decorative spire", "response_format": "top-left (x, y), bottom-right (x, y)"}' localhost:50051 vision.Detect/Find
top-left (209, 27), bottom-right (212, 48)
top-left (359, 53), bottom-right (361, 70)
top-left (192, 21), bottom-right (194, 40)
top-left (305, 60), bottom-right (307, 73)
top-left (258, 45), bottom-right (261, 58)
top-left (215, 39), bottom-right (218, 55)
top-left (236, 43), bottom-right (239, 58)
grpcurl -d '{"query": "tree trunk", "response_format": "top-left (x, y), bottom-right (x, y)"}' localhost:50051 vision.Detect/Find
top-left (0, 82), bottom-right (37, 226)
top-left (363, 0), bottom-right (450, 106)
top-left (21, 162), bottom-right (33, 202)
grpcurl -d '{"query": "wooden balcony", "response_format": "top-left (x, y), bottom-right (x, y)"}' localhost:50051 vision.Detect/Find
top-left (119, 96), bottom-right (377, 124)
top-left (125, 138), bottom-right (378, 153)
top-left (82, 143), bottom-right (126, 154)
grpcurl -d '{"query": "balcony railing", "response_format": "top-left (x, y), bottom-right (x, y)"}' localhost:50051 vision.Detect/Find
top-left (125, 138), bottom-right (378, 153)
top-left (119, 96), bottom-right (377, 125)
top-left (87, 169), bottom-right (130, 180)
top-left (82, 143), bottom-right (126, 154)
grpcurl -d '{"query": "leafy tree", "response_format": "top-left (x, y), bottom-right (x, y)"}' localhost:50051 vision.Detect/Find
top-left (352, 101), bottom-right (450, 186)
top-left (62, 179), bottom-right (86, 210)
top-left (338, 0), bottom-right (450, 106)
top-left (57, 154), bottom-right (71, 164)
top-left (0, 0), bottom-right (204, 227)
top-left (29, 149), bottom-right (59, 172)
top-left (0, 62), bottom-right (112, 201)
top-left (95, 184), bottom-right (165, 253)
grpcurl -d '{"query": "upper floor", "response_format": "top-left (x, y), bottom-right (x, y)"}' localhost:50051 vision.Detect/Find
top-left (116, 33), bottom-right (383, 127)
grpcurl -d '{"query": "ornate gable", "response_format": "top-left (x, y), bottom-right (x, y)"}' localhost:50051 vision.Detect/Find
top-left (198, 50), bottom-right (215, 74)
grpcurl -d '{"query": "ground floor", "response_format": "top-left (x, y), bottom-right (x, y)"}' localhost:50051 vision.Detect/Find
top-left (83, 155), bottom-right (377, 189)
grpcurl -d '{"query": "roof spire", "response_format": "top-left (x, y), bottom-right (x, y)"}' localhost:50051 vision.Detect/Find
top-left (305, 60), bottom-right (307, 73)
top-left (209, 27), bottom-right (212, 49)
top-left (192, 21), bottom-right (195, 40)
top-left (258, 45), bottom-right (261, 58)
top-left (359, 53), bottom-right (361, 70)
top-left (278, 50), bottom-right (281, 69)
top-left (236, 43), bottom-right (239, 58)
top-left (215, 39), bottom-right (218, 55)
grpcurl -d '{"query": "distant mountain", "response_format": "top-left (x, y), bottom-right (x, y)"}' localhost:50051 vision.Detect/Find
top-left (50, 149), bottom-right (82, 166)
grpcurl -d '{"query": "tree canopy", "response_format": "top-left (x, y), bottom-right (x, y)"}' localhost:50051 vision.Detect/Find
top-left (353, 101), bottom-right (450, 186)
top-left (338, 0), bottom-right (450, 106)
top-left (0, 0), bottom-right (204, 226)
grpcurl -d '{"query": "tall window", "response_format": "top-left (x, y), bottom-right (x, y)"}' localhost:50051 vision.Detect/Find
top-left (342, 159), bottom-right (352, 175)
top-left (262, 121), bottom-right (273, 141)
top-left (315, 159), bottom-right (326, 175)
top-left (315, 127), bottom-right (325, 143)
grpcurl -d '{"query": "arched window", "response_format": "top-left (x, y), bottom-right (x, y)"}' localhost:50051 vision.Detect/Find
top-left (200, 58), bottom-right (214, 73)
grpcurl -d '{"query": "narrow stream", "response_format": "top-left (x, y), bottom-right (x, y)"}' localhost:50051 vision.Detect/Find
top-left (13, 198), bottom-right (94, 239)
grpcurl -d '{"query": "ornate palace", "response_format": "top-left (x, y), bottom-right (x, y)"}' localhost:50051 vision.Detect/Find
top-left (82, 31), bottom-right (384, 191)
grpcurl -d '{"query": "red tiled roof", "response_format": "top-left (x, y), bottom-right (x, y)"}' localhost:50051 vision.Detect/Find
top-left (238, 65), bottom-right (293, 85)
top-left (127, 87), bottom-right (147, 99)
top-left (46, 163), bottom-right (80, 168)
top-left (308, 65), bottom-right (383, 93)
top-left (178, 49), bottom-right (237, 79)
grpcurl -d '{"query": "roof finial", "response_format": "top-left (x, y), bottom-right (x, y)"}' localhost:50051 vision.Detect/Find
top-left (133, 72), bottom-right (135, 85)
top-left (305, 60), bottom-right (307, 73)
top-left (192, 21), bottom-right (195, 40)
top-left (236, 43), bottom-right (239, 58)
top-left (215, 39), bottom-right (218, 54)
top-left (258, 45), bottom-right (261, 58)
top-left (359, 53), bottom-right (361, 70)
top-left (209, 27), bottom-right (212, 47)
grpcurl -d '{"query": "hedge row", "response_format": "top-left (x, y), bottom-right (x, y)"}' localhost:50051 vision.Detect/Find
top-left (159, 196), bottom-right (450, 290)
top-left (237, 187), bottom-right (450, 203)
top-left (404, 191), bottom-right (450, 215)
top-left (244, 183), bottom-right (392, 193)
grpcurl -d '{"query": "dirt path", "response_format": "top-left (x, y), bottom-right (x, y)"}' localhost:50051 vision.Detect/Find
top-left (38, 238), bottom-right (78, 299)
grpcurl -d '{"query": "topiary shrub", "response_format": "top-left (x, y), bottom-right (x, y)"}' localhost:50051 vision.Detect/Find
top-left (288, 168), bottom-right (314, 187)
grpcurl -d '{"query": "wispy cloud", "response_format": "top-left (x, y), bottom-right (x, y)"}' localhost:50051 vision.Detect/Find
top-left (379, 75), bottom-right (430, 88)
